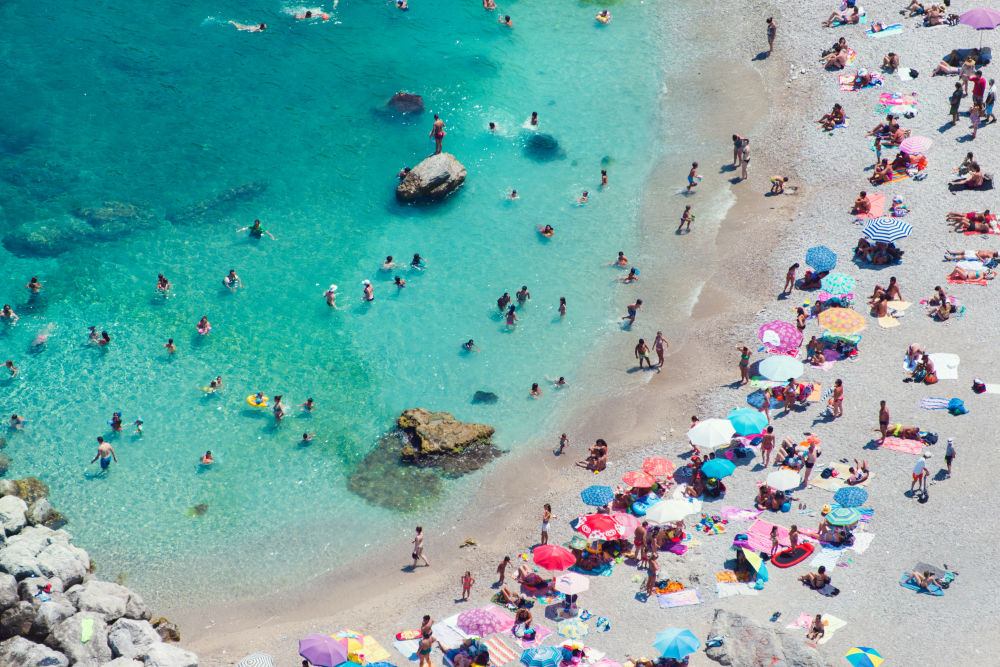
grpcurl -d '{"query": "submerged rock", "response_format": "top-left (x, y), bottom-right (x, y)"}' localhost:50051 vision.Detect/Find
top-left (471, 391), bottom-right (498, 404)
top-left (524, 133), bottom-right (565, 161)
top-left (387, 92), bottom-right (425, 114)
top-left (348, 434), bottom-right (444, 511)
top-left (395, 153), bottom-right (466, 202)
top-left (2, 215), bottom-right (91, 258)
top-left (187, 504), bottom-right (209, 517)
top-left (72, 201), bottom-right (157, 239)
top-left (11, 479), bottom-right (49, 505)
top-left (705, 609), bottom-right (828, 667)
top-left (167, 181), bottom-right (267, 224)
top-left (0, 454), bottom-right (9, 476)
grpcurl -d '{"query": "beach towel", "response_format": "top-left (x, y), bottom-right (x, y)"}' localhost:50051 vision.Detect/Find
top-left (558, 643), bottom-right (605, 664)
top-left (715, 582), bottom-right (760, 598)
top-left (808, 547), bottom-right (846, 570)
top-left (984, 384), bottom-right (1000, 394)
top-left (715, 571), bottom-right (739, 583)
top-left (394, 640), bottom-right (420, 662)
top-left (877, 315), bottom-right (900, 328)
top-left (484, 635), bottom-right (518, 667)
top-left (899, 573), bottom-right (944, 595)
top-left (436, 617), bottom-right (472, 650)
top-left (867, 23), bottom-right (903, 38)
top-left (363, 636), bottom-right (393, 663)
top-left (817, 615), bottom-right (847, 644)
top-left (515, 625), bottom-right (552, 648)
top-left (81, 617), bottom-right (94, 644)
top-left (874, 102), bottom-right (916, 115)
top-left (810, 463), bottom-right (872, 491)
top-left (879, 92), bottom-right (918, 106)
top-left (746, 519), bottom-right (804, 553)
top-left (928, 353), bottom-right (960, 379)
top-left (848, 533), bottom-right (875, 555)
top-left (947, 276), bottom-right (989, 285)
top-left (838, 74), bottom-right (883, 91)
top-left (787, 612), bottom-right (814, 630)
top-left (815, 583), bottom-right (840, 597)
top-left (720, 506), bottom-right (764, 522)
top-left (569, 562), bottom-right (612, 577)
top-left (880, 436), bottom-right (924, 454)
top-left (920, 397), bottom-right (951, 410)
top-left (657, 589), bottom-right (703, 608)
top-left (859, 192), bottom-right (886, 218)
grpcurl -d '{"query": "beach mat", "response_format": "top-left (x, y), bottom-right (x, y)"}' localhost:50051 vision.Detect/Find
top-left (657, 588), bottom-right (703, 608)
top-left (920, 397), bottom-right (951, 410)
top-left (899, 573), bottom-right (944, 595)
top-left (928, 353), bottom-right (960, 379)
top-left (435, 616), bottom-right (472, 650)
top-left (878, 315), bottom-right (900, 328)
top-left (515, 625), bottom-right (552, 648)
top-left (808, 547), bottom-right (847, 570)
top-left (746, 520), bottom-right (793, 553)
top-left (880, 436), bottom-right (924, 454)
top-left (879, 92), bottom-right (918, 106)
top-left (848, 532), bottom-right (875, 555)
top-left (950, 179), bottom-right (995, 192)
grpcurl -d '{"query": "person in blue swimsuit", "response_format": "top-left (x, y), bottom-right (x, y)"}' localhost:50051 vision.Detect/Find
top-left (90, 437), bottom-right (117, 470)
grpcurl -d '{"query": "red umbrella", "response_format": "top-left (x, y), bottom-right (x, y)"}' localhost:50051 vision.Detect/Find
top-left (642, 457), bottom-right (675, 478)
top-left (575, 514), bottom-right (628, 541)
top-left (532, 545), bottom-right (576, 571)
top-left (622, 470), bottom-right (655, 488)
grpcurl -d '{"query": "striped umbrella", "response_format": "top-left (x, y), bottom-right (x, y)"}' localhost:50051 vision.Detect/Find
top-left (580, 485), bottom-right (614, 507)
top-left (826, 507), bottom-right (862, 526)
top-left (818, 307), bottom-right (866, 335)
top-left (845, 647), bottom-right (884, 667)
top-left (642, 457), bottom-right (674, 477)
top-left (622, 470), bottom-right (655, 488)
top-left (820, 273), bottom-right (856, 296)
top-left (237, 655), bottom-right (276, 667)
top-left (758, 320), bottom-right (802, 350)
top-left (833, 486), bottom-right (868, 508)
top-left (863, 217), bottom-right (912, 243)
top-left (805, 246), bottom-right (837, 272)
top-left (557, 617), bottom-right (589, 640)
top-left (520, 647), bottom-right (564, 667)
top-left (899, 136), bottom-right (932, 155)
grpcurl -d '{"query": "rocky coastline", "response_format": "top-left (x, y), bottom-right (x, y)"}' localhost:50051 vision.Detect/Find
top-left (0, 478), bottom-right (198, 667)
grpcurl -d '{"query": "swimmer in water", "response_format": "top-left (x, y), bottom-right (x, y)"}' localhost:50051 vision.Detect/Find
top-left (26, 276), bottom-right (42, 293)
top-left (601, 169), bottom-right (608, 187)
top-left (500, 15), bottom-right (513, 27)
top-left (559, 297), bottom-right (566, 316)
top-left (616, 268), bottom-right (639, 283)
top-left (509, 189), bottom-right (519, 200)
top-left (483, 0), bottom-right (496, 9)
top-left (394, 276), bottom-right (406, 288)
top-left (506, 305), bottom-right (519, 328)
top-left (604, 251), bottom-right (629, 267)
top-left (10, 414), bottom-right (25, 430)
top-left (323, 285), bottom-right (339, 309)
top-left (95, 330), bottom-right (111, 346)
top-left (272, 395), bottom-right (286, 424)
top-left (156, 274), bottom-right (171, 297)
top-left (229, 21), bottom-right (267, 32)
top-left (223, 269), bottom-right (242, 292)
top-left (214, 376), bottom-right (223, 391)
top-left (203, 378), bottom-right (220, 393)
top-left (489, 122), bottom-right (497, 132)
top-left (547, 376), bottom-right (569, 388)
top-left (411, 253), bottom-right (425, 270)
top-left (197, 316), bottom-right (211, 335)
top-left (201, 450), bottom-right (214, 464)
top-left (362, 280), bottom-right (375, 301)
top-left (530, 112), bottom-right (538, 126)
top-left (301, 432), bottom-right (315, 443)
top-left (299, 398), bottom-right (315, 412)
top-left (538, 224), bottom-right (554, 237)
top-left (530, 383), bottom-right (542, 398)
top-left (1, 305), bottom-right (18, 324)
top-left (31, 323), bottom-right (54, 350)
top-left (90, 436), bottom-right (117, 470)
top-left (577, 191), bottom-right (589, 204)
top-left (497, 292), bottom-right (511, 311)
top-left (164, 338), bottom-right (176, 354)
top-left (382, 256), bottom-right (400, 271)
top-left (110, 412), bottom-right (123, 432)
top-left (463, 339), bottom-right (480, 352)
top-left (133, 418), bottom-right (143, 435)
top-left (236, 219), bottom-right (276, 240)
top-left (516, 286), bottom-right (530, 304)
top-left (5, 360), bottom-right (18, 378)
top-left (295, 10), bottom-right (330, 20)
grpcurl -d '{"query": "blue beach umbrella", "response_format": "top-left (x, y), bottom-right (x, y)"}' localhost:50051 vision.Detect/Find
top-left (833, 486), bottom-right (869, 508)
top-left (863, 217), bottom-right (912, 243)
top-left (826, 507), bottom-right (862, 526)
top-left (701, 458), bottom-right (735, 479)
top-left (520, 647), bottom-right (563, 667)
top-left (580, 485), bottom-right (615, 507)
top-left (653, 628), bottom-right (701, 660)
top-left (727, 408), bottom-right (768, 436)
top-left (747, 389), bottom-right (783, 410)
top-left (758, 355), bottom-right (805, 381)
top-left (820, 273), bottom-right (856, 296)
top-left (805, 246), bottom-right (837, 272)
top-left (845, 646), bottom-right (884, 667)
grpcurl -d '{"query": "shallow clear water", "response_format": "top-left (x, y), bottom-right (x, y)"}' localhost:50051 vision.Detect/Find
top-left (0, 0), bottom-right (663, 601)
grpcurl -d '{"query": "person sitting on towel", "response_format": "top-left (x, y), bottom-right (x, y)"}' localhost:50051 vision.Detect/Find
top-left (799, 270), bottom-right (828, 290)
top-left (851, 191), bottom-right (871, 214)
top-left (872, 158), bottom-right (894, 184)
top-left (806, 336), bottom-right (825, 365)
top-left (882, 52), bottom-right (900, 72)
top-left (867, 114), bottom-right (898, 138)
top-left (755, 485), bottom-right (773, 510)
top-left (847, 459), bottom-right (870, 485)
top-left (798, 566), bottom-right (831, 589)
top-left (950, 166), bottom-right (985, 189)
top-left (906, 570), bottom-right (942, 591)
top-left (853, 69), bottom-right (874, 89)
top-left (816, 103), bottom-right (846, 128)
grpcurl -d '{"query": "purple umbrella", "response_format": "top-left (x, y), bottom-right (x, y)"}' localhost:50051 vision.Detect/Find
top-left (299, 635), bottom-right (348, 667)
top-left (960, 8), bottom-right (1000, 46)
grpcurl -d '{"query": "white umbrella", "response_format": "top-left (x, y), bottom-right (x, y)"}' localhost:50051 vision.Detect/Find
top-left (766, 469), bottom-right (801, 491)
top-left (238, 655), bottom-right (276, 667)
top-left (553, 572), bottom-right (590, 595)
top-left (645, 499), bottom-right (702, 524)
top-left (686, 418), bottom-right (736, 448)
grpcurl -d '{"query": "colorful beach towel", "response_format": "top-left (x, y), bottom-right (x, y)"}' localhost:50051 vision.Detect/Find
top-left (720, 506), bottom-right (764, 522)
top-left (839, 74), bottom-right (883, 91)
top-left (569, 562), bottom-right (613, 577)
top-left (436, 617), bottom-right (472, 651)
top-left (877, 315), bottom-right (900, 328)
top-left (786, 612), bottom-right (814, 630)
top-left (947, 276), bottom-right (989, 285)
top-left (809, 463), bottom-right (873, 491)
top-left (657, 589), bottom-right (703, 608)
top-left (861, 193), bottom-right (886, 218)
top-left (879, 92), bottom-right (917, 106)
top-left (920, 397), bottom-right (951, 410)
top-left (558, 643), bottom-right (605, 664)
top-left (880, 436), bottom-right (924, 454)
top-left (515, 625), bottom-right (553, 648)
top-left (484, 635), bottom-right (518, 667)
top-left (746, 520), bottom-right (800, 553)
top-left (817, 615), bottom-right (847, 644)
top-left (899, 573), bottom-right (944, 595)
top-left (808, 547), bottom-right (847, 570)
top-left (867, 23), bottom-right (903, 38)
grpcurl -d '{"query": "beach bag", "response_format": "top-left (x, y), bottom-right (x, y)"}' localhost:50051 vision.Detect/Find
top-left (973, 379), bottom-right (986, 394)
top-left (923, 432), bottom-right (939, 445)
top-left (924, 371), bottom-right (938, 385)
top-left (948, 398), bottom-right (968, 415)
top-left (820, 468), bottom-right (834, 479)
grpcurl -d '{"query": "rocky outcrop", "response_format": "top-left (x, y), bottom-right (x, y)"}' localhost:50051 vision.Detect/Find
top-left (46, 612), bottom-right (112, 665)
top-left (705, 609), bottom-right (830, 667)
top-left (524, 133), bottom-right (565, 161)
top-left (72, 201), bottom-right (157, 239)
top-left (66, 580), bottom-right (150, 623)
top-left (471, 391), bottom-right (498, 404)
top-left (26, 500), bottom-right (66, 530)
top-left (395, 153), bottom-right (466, 202)
top-left (108, 618), bottom-right (161, 659)
top-left (387, 92), bottom-right (425, 114)
top-left (0, 497), bottom-right (28, 535)
top-left (398, 409), bottom-right (495, 457)
top-left (2, 202), bottom-right (159, 258)
top-left (141, 642), bottom-right (199, 667)
top-left (0, 635), bottom-right (70, 667)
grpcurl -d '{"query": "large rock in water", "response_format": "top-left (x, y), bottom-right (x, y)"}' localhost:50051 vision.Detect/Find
top-left (524, 133), bottom-right (565, 161)
top-left (705, 609), bottom-right (830, 667)
top-left (387, 92), bottom-right (425, 114)
top-left (398, 409), bottom-right (494, 457)
top-left (395, 153), bottom-right (466, 202)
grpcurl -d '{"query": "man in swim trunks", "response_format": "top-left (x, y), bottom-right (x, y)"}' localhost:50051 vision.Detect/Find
top-left (516, 286), bottom-right (530, 305)
top-left (223, 269), bottom-right (242, 292)
top-left (430, 115), bottom-right (445, 154)
top-left (412, 526), bottom-right (429, 567)
top-left (622, 299), bottom-right (642, 326)
top-left (237, 219), bottom-right (275, 240)
top-left (634, 338), bottom-right (651, 369)
top-left (766, 17), bottom-right (776, 54)
top-left (90, 437), bottom-right (117, 470)
top-left (911, 452), bottom-right (930, 492)
top-left (686, 162), bottom-right (701, 193)
top-left (878, 400), bottom-right (889, 443)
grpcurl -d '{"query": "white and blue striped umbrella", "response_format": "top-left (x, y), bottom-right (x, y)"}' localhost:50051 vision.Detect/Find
top-left (805, 246), bottom-right (838, 272)
top-left (863, 217), bottom-right (912, 243)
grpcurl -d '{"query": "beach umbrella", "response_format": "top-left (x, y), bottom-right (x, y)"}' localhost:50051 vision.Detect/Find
top-left (727, 408), bottom-right (768, 435)
top-left (899, 136), bottom-right (932, 155)
top-left (645, 498), bottom-right (701, 524)
top-left (747, 389), bottom-right (783, 410)
top-left (758, 320), bottom-right (802, 350)
top-left (554, 572), bottom-right (590, 595)
top-left (740, 548), bottom-right (767, 582)
top-left (533, 545), bottom-right (576, 571)
top-left (580, 485), bottom-right (614, 507)
top-left (642, 457), bottom-right (674, 477)
top-left (520, 647), bottom-right (564, 667)
top-left (820, 273), bottom-right (856, 296)
top-left (575, 514), bottom-right (627, 541)
top-left (687, 418), bottom-right (735, 448)
top-left (701, 458), bottom-right (736, 479)
top-left (818, 308), bottom-right (866, 335)
top-left (653, 628), bottom-right (701, 660)
top-left (299, 634), bottom-right (349, 667)
top-left (237, 654), bottom-right (276, 667)
top-left (557, 617), bottom-right (589, 640)
top-left (611, 511), bottom-right (642, 532)
top-left (845, 647), bottom-right (884, 667)
top-left (758, 355), bottom-right (805, 381)
top-left (590, 661), bottom-right (622, 667)
top-left (622, 470), bottom-right (655, 488)
top-left (826, 507), bottom-right (862, 526)
top-left (458, 607), bottom-right (508, 637)
top-left (766, 469), bottom-right (801, 491)
top-left (567, 535), bottom-right (589, 550)
top-left (863, 217), bottom-right (912, 243)
top-left (332, 633), bottom-right (365, 663)
top-left (805, 246), bottom-right (837, 273)
top-left (833, 486), bottom-right (869, 508)
top-left (960, 8), bottom-right (1000, 46)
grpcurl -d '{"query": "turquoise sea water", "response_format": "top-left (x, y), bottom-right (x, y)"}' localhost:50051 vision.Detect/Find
top-left (0, 0), bottom-right (663, 601)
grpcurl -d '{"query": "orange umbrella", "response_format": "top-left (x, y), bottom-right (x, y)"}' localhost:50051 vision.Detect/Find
top-left (642, 457), bottom-right (675, 478)
top-left (622, 470), bottom-right (655, 487)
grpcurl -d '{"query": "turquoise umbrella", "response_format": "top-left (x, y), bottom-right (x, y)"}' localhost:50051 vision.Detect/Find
top-left (520, 647), bottom-right (563, 667)
top-left (653, 628), bottom-right (700, 660)
top-left (820, 273), bottom-right (856, 296)
top-left (727, 408), bottom-right (767, 435)
top-left (826, 507), bottom-right (861, 526)
top-left (701, 458), bottom-right (735, 479)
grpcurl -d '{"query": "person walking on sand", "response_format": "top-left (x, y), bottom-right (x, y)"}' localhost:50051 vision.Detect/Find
top-left (430, 114), bottom-right (445, 154)
top-left (460, 571), bottom-right (475, 601)
top-left (686, 162), bottom-right (701, 193)
top-left (986, 79), bottom-right (997, 124)
top-left (803, 439), bottom-right (821, 485)
top-left (654, 331), bottom-right (670, 369)
top-left (770, 525), bottom-right (780, 556)
top-left (737, 345), bottom-right (751, 384)
top-left (412, 526), bottom-right (429, 567)
top-left (766, 17), bottom-right (776, 54)
top-left (945, 438), bottom-right (956, 477)
top-left (557, 433), bottom-right (568, 455)
top-left (761, 426), bottom-right (775, 466)
top-left (635, 338), bottom-right (652, 369)
top-left (879, 400), bottom-right (890, 443)
top-left (782, 263), bottom-right (799, 295)
top-left (740, 140), bottom-right (751, 181)
top-left (949, 82), bottom-right (963, 126)
top-left (496, 555), bottom-right (511, 586)
top-left (541, 504), bottom-right (554, 545)
top-left (911, 452), bottom-right (930, 493)
top-left (622, 299), bottom-right (642, 326)
top-left (90, 436), bottom-right (117, 471)
top-left (831, 379), bottom-right (844, 418)
top-left (678, 205), bottom-right (694, 232)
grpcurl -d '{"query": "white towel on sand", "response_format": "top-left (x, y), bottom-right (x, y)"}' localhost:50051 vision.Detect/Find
top-left (848, 532), bottom-right (875, 555)
top-left (928, 353), bottom-right (960, 379)
top-left (715, 582), bottom-right (760, 598)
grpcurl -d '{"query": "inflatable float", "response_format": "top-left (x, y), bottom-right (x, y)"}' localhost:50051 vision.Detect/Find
top-left (770, 542), bottom-right (814, 568)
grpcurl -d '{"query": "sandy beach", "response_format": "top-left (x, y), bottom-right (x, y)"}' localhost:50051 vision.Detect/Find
top-left (170, 0), bottom-right (1000, 665)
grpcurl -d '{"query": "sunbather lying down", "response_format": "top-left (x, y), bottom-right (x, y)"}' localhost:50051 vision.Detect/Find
top-left (906, 570), bottom-right (942, 591)
top-left (516, 564), bottom-right (546, 588)
top-left (886, 424), bottom-right (925, 440)
top-left (823, 7), bottom-right (860, 26)
top-left (944, 249), bottom-right (999, 263)
top-left (948, 266), bottom-right (995, 281)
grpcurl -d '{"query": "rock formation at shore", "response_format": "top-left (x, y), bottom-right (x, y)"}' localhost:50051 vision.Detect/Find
top-left (386, 92), bottom-right (425, 114)
top-left (705, 609), bottom-right (830, 667)
top-left (397, 408), bottom-right (494, 459)
top-left (0, 479), bottom-right (199, 667)
top-left (395, 154), bottom-right (466, 202)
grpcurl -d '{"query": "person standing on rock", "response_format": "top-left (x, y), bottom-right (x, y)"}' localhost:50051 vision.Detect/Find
top-left (430, 115), bottom-right (446, 155)
top-left (412, 526), bottom-right (430, 567)
top-left (90, 436), bottom-right (117, 471)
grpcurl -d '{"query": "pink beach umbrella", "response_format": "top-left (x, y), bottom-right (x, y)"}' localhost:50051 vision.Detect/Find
top-left (611, 512), bottom-right (642, 533)
top-left (758, 320), bottom-right (802, 351)
top-left (457, 607), bottom-right (508, 637)
top-left (622, 470), bottom-right (655, 488)
top-left (533, 544), bottom-right (576, 571)
top-left (899, 136), bottom-right (932, 155)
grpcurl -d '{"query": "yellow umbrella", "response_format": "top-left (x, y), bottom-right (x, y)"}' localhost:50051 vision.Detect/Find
top-left (740, 548), bottom-right (763, 572)
top-left (817, 307), bottom-right (866, 335)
